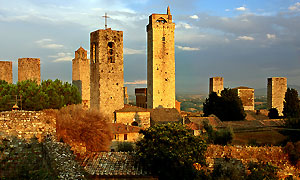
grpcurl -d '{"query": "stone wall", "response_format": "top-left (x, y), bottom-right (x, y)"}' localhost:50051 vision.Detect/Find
top-left (135, 88), bottom-right (147, 108)
top-left (90, 28), bottom-right (124, 121)
top-left (147, 8), bottom-right (175, 109)
top-left (234, 87), bottom-right (254, 111)
top-left (209, 77), bottom-right (224, 96)
top-left (115, 111), bottom-right (151, 128)
top-left (0, 61), bottom-right (13, 83)
top-left (18, 58), bottom-right (41, 84)
top-left (72, 47), bottom-right (90, 108)
top-left (267, 77), bottom-right (287, 115)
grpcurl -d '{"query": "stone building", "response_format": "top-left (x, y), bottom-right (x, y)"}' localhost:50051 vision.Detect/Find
top-left (209, 77), bottom-right (224, 96)
top-left (233, 86), bottom-right (255, 111)
top-left (135, 88), bottom-right (147, 108)
top-left (147, 6), bottom-right (175, 109)
top-left (90, 28), bottom-right (124, 120)
top-left (123, 87), bottom-right (129, 104)
top-left (72, 47), bottom-right (90, 108)
top-left (18, 58), bottom-right (41, 84)
top-left (267, 77), bottom-right (287, 116)
top-left (0, 61), bottom-right (13, 83)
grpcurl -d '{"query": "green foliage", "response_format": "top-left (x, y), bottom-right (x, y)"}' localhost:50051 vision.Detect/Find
top-left (0, 79), bottom-right (81, 111)
top-left (203, 89), bottom-right (246, 121)
top-left (212, 158), bottom-right (246, 180)
top-left (136, 123), bottom-right (207, 180)
top-left (246, 162), bottom-right (279, 180)
top-left (117, 142), bottom-right (134, 152)
top-left (283, 88), bottom-right (300, 119)
top-left (268, 108), bottom-right (279, 119)
top-left (204, 122), bottom-right (234, 145)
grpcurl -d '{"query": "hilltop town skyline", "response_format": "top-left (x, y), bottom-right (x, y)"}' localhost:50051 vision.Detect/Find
top-left (1, 0), bottom-right (300, 94)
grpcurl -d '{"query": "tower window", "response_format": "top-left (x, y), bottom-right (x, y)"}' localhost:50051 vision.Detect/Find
top-left (162, 37), bottom-right (165, 41)
top-left (107, 42), bottom-right (115, 63)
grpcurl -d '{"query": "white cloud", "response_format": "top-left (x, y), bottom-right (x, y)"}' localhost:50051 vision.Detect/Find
top-left (124, 48), bottom-right (144, 55)
top-left (177, 45), bottom-right (200, 51)
top-left (190, 15), bottom-right (199, 19)
top-left (289, 2), bottom-right (300, 11)
top-left (125, 80), bottom-right (147, 85)
top-left (236, 6), bottom-right (246, 11)
top-left (50, 52), bottom-right (73, 62)
top-left (236, 36), bottom-right (254, 41)
top-left (225, 9), bottom-right (230, 12)
top-left (35, 39), bottom-right (64, 49)
top-left (266, 34), bottom-right (276, 40)
top-left (176, 22), bottom-right (192, 29)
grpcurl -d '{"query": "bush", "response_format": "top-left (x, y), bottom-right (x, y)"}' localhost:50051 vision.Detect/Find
top-left (56, 105), bottom-right (112, 152)
top-left (284, 141), bottom-right (300, 168)
top-left (246, 162), bottom-right (278, 180)
top-left (212, 157), bottom-right (246, 180)
top-left (204, 122), bottom-right (234, 145)
top-left (268, 108), bottom-right (279, 119)
top-left (117, 142), bottom-right (134, 152)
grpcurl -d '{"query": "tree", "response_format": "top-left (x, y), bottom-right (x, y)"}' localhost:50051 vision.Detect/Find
top-left (203, 88), bottom-right (246, 121)
top-left (136, 123), bottom-right (207, 180)
top-left (268, 108), bottom-right (279, 119)
top-left (283, 88), bottom-right (300, 118)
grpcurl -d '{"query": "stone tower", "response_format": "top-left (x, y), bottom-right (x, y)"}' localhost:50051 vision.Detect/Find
top-left (72, 47), bottom-right (90, 108)
top-left (18, 58), bottom-right (41, 84)
top-left (147, 6), bottom-right (175, 109)
top-left (0, 61), bottom-right (13, 83)
top-left (209, 77), bottom-right (224, 96)
top-left (267, 77), bottom-right (287, 116)
top-left (90, 28), bottom-right (124, 120)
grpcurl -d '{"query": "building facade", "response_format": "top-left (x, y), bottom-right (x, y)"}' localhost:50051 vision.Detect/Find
top-left (209, 77), bottom-right (224, 96)
top-left (267, 77), bottom-right (287, 116)
top-left (233, 86), bottom-right (255, 111)
top-left (18, 58), bottom-right (41, 84)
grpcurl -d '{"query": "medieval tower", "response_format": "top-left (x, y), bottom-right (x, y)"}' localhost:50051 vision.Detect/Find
top-left (209, 77), bottom-right (224, 96)
top-left (18, 58), bottom-right (41, 84)
top-left (72, 47), bottom-right (90, 108)
top-left (147, 6), bottom-right (175, 109)
top-left (90, 28), bottom-right (124, 120)
top-left (267, 77), bottom-right (287, 116)
top-left (0, 61), bottom-right (13, 84)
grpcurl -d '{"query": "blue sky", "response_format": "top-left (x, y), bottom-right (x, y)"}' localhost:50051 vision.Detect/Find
top-left (0, 0), bottom-right (300, 94)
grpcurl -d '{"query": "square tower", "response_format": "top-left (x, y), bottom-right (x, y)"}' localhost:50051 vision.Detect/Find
top-left (209, 77), bottom-right (224, 96)
top-left (233, 86), bottom-right (255, 111)
top-left (18, 58), bottom-right (41, 84)
top-left (135, 88), bottom-right (147, 108)
top-left (0, 61), bottom-right (13, 83)
top-left (267, 77), bottom-right (287, 116)
top-left (90, 28), bottom-right (124, 120)
top-left (147, 6), bottom-right (175, 109)
top-left (72, 47), bottom-right (90, 108)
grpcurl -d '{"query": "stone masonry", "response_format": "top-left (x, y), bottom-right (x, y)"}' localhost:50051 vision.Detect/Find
top-left (90, 28), bottom-right (124, 121)
top-left (209, 77), bottom-right (224, 96)
top-left (0, 61), bottom-right (13, 83)
top-left (18, 58), bottom-right (41, 84)
top-left (147, 6), bottom-right (175, 109)
top-left (267, 77), bottom-right (287, 116)
top-left (233, 86), bottom-right (255, 111)
top-left (135, 88), bottom-right (147, 108)
top-left (72, 47), bottom-right (90, 108)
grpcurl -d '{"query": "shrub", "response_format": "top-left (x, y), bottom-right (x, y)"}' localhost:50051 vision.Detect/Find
top-left (268, 108), bottom-right (279, 119)
top-left (246, 162), bottom-right (278, 180)
top-left (284, 141), bottom-right (300, 168)
top-left (212, 157), bottom-right (246, 180)
top-left (203, 122), bottom-right (234, 145)
top-left (117, 142), bottom-right (134, 152)
top-left (56, 105), bottom-right (112, 152)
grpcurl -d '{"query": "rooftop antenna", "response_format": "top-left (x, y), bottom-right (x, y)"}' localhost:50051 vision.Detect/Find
top-left (102, 12), bottom-right (110, 29)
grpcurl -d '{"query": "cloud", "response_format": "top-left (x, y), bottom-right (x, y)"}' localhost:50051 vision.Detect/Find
top-left (176, 45), bottom-right (200, 51)
top-left (50, 52), bottom-right (73, 62)
top-left (125, 80), bottom-right (147, 85)
top-left (225, 9), bottom-right (230, 12)
top-left (266, 34), bottom-right (276, 40)
top-left (289, 2), bottom-right (300, 11)
top-left (124, 48), bottom-right (144, 55)
top-left (35, 39), bottom-right (64, 49)
top-left (176, 22), bottom-right (192, 29)
top-left (236, 6), bottom-right (246, 11)
top-left (189, 15), bottom-right (198, 19)
top-left (236, 36), bottom-right (254, 41)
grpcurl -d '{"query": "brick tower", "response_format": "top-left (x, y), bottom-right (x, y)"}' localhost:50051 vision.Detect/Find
top-left (18, 58), bottom-right (41, 84)
top-left (72, 47), bottom-right (90, 108)
top-left (267, 77), bottom-right (287, 116)
top-left (90, 28), bottom-right (124, 120)
top-left (147, 6), bottom-right (175, 109)
top-left (0, 61), bottom-right (13, 83)
top-left (209, 77), bottom-right (224, 96)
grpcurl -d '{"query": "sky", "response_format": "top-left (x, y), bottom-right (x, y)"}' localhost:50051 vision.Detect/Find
top-left (0, 0), bottom-right (300, 95)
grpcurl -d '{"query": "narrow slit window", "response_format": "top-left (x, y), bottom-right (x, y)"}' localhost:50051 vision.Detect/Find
top-left (107, 42), bottom-right (115, 63)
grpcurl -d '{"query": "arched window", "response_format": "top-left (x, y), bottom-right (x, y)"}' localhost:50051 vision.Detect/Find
top-left (156, 17), bottom-right (167, 24)
top-left (107, 42), bottom-right (115, 63)
top-left (131, 121), bottom-right (138, 126)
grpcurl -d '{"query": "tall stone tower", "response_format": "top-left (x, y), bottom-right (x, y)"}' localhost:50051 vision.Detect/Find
top-left (267, 77), bottom-right (287, 116)
top-left (147, 6), bottom-right (175, 109)
top-left (72, 47), bottom-right (90, 108)
top-left (209, 77), bottom-right (224, 96)
top-left (0, 61), bottom-right (13, 83)
top-left (90, 28), bottom-right (124, 120)
top-left (18, 58), bottom-right (41, 84)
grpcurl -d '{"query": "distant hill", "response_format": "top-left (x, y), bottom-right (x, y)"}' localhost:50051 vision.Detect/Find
top-left (255, 85), bottom-right (300, 97)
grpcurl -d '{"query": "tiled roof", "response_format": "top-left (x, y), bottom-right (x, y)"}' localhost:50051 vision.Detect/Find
top-left (186, 122), bottom-right (202, 130)
top-left (112, 123), bottom-right (143, 134)
top-left (187, 116), bottom-right (223, 127)
top-left (115, 104), bottom-right (149, 112)
top-left (82, 152), bottom-right (151, 177)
